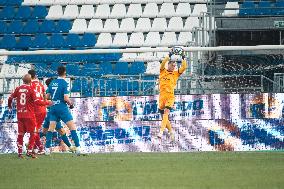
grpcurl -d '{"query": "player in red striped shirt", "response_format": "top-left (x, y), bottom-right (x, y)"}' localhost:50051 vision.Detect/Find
top-left (8, 74), bottom-right (52, 158)
top-left (28, 70), bottom-right (47, 154)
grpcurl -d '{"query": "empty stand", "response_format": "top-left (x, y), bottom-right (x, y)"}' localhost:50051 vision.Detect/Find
top-left (70, 19), bottom-right (87, 33)
top-left (119, 18), bottom-right (135, 32)
top-left (151, 18), bottom-right (167, 32)
top-left (110, 4), bottom-right (127, 18)
top-left (78, 5), bottom-right (95, 18)
top-left (62, 5), bottom-right (79, 19)
top-left (112, 33), bottom-right (128, 47)
top-left (46, 5), bottom-right (63, 20)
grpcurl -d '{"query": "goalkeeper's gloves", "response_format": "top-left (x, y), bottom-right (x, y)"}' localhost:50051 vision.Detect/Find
top-left (169, 48), bottom-right (174, 57)
top-left (181, 49), bottom-right (186, 60)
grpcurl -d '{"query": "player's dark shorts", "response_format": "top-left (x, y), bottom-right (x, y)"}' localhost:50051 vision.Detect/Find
top-left (43, 111), bottom-right (63, 130)
top-left (49, 104), bottom-right (73, 124)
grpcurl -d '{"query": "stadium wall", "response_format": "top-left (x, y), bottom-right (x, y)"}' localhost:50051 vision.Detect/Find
top-left (0, 93), bottom-right (283, 153)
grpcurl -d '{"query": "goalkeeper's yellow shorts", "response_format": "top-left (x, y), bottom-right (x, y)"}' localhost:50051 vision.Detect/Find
top-left (159, 93), bottom-right (175, 110)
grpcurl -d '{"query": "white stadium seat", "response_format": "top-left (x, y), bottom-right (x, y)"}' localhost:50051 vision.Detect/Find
top-left (151, 18), bottom-right (167, 32)
top-left (175, 3), bottom-right (191, 17)
top-left (192, 4), bottom-right (207, 16)
top-left (62, 5), bottom-right (79, 19)
top-left (126, 4), bottom-right (142, 18)
top-left (159, 3), bottom-right (175, 18)
top-left (184, 17), bottom-right (199, 31)
top-left (112, 33), bottom-right (128, 47)
top-left (70, 19), bottom-right (87, 33)
top-left (83, 0), bottom-right (97, 4)
top-left (135, 18), bottom-right (151, 32)
top-left (103, 19), bottom-right (120, 32)
top-left (46, 5), bottom-right (63, 20)
top-left (160, 32), bottom-right (177, 46)
top-left (136, 47), bottom-right (155, 61)
top-left (95, 4), bottom-right (110, 19)
top-left (167, 17), bottom-right (184, 32)
top-left (86, 19), bottom-right (103, 33)
top-left (78, 5), bottom-right (95, 18)
top-left (131, 0), bottom-right (148, 4)
top-left (120, 53), bottom-right (138, 61)
top-left (128, 32), bottom-right (144, 47)
top-left (23, 0), bottom-right (39, 5)
top-left (54, 0), bottom-right (69, 5)
top-left (143, 3), bottom-right (158, 18)
top-left (69, 0), bottom-right (86, 4)
top-left (177, 31), bottom-right (193, 46)
top-left (222, 2), bottom-right (239, 16)
top-left (144, 32), bottom-right (160, 47)
top-left (119, 18), bottom-right (135, 32)
top-left (109, 4), bottom-right (127, 18)
top-left (95, 33), bottom-right (113, 48)
top-left (38, 0), bottom-right (55, 6)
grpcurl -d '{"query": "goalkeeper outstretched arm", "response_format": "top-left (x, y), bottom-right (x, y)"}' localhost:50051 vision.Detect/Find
top-left (178, 58), bottom-right (187, 75)
top-left (160, 55), bottom-right (170, 71)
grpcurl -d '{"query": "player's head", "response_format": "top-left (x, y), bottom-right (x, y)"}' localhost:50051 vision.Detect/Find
top-left (22, 74), bottom-right (32, 84)
top-left (28, 69), bottom-right (36, 79)
top-left (45, 78), bottom-right (53, 87)
top-left (167, 60), bottom-right (176, 72)
top-left (57, 66), bottom-right (66, 77)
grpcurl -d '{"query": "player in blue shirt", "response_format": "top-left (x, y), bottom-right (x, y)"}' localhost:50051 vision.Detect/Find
top-left (45, 66), bottom-right (81, 155)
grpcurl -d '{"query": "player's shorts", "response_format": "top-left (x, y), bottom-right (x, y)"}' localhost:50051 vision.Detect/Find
top-left (18, 117), bottom-right (37, 133)
top-left (43, 112), bottom-right (63, 130)
top-left (49, 104), bottom-right (73, 124)
top-left (159, 93), bottom-right (175, 110)
top-left (35, 112), bottom-right (47, 131)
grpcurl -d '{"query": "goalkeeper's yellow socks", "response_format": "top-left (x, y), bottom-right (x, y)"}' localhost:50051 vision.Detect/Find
top-left (166, 121), bottom-right (175, 141)
top-left (159, 114), bottom-right (169, 136)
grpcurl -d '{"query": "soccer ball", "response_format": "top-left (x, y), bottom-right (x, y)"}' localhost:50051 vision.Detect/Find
top-left (172, 46), bottom-right (184, 56)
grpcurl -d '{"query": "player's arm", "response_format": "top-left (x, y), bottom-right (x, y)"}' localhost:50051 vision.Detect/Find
top-left (8, 88), bottom-right (17, 109)
top-left (178, 51), bottom-right (187, 75)
top-left (160, 48), bottom-right (174, 71)
top-left (31, 89), bottom-right (52, 106)
top-left (63, 81), bottom-right (74, 108)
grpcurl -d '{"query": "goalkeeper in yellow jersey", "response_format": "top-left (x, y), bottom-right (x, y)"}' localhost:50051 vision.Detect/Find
top-left (157, 47), bottom-right (187, 141)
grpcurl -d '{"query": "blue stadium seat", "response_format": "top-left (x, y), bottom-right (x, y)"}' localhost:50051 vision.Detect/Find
top-left (0, 6), bottom-right (16, 20)
top-left (31, 6), bottom-right (48, 19)
top-left (71, 78), bottom-right (82, 92)
top-left (114, 62), bottom-right (129, 75)
top-left (6, 0), bottom-right (22, 6)
top-left (0, 35), bottom-right (16, 49)
top-left (49, 34), bottom-right (65, 48)
top-left (81, 33), bottom-right (97, 47)
top-left (0, 0), bottom-right (7, 6)
top-left (14, 6), bottom-right (32, 20)
top-left (7, 20), bottom-right (23, 34)
top-left (66, 63), bottom-right (80, 75)
top-left (56, 20), bottom-right (72, 33)
top-left (16, 36), bottom-right (32, 49)
top-left (274, 1), bottom-right (284, 15)
top-left (99, 62), bottom-right (113, 75)
top-left (38, 20), bottom-right (57, 33)
top-left (31, 33), bottom-right (49, 48)
top-left (239, 1), bottom-right (255, 16)
top-left (80, 63), bottom-right (100, 76)
top-left (129, 62), bottom-right (145, 74)
top-left (0, 21), bottom-right (7, 34)
top-left (65, 33), bottom-right (81, 48)
top-left (22, 20), bottom-right (39, 34)
top-left (255, 1), bottom-right (271, 15)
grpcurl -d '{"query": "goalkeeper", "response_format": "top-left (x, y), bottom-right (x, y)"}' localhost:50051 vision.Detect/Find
top-left (157, 47), bottom-right (187, 141)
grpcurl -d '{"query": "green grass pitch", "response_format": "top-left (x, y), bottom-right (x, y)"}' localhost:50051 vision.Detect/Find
top-left (0, 152), bottom-right (283, 189)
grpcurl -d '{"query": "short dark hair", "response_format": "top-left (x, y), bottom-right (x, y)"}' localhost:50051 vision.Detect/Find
top-left (28, 69), bottom-right (36, 79)
top-left (57, 66), bottom-right (66, 76)
top-left (45, 78), bottom-right (53, 86)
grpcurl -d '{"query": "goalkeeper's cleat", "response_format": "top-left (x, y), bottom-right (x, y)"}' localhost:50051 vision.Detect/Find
top-left (170, 133), bottom-right (175, 142)
top-left (45, 148), bottom-right (51, 155)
